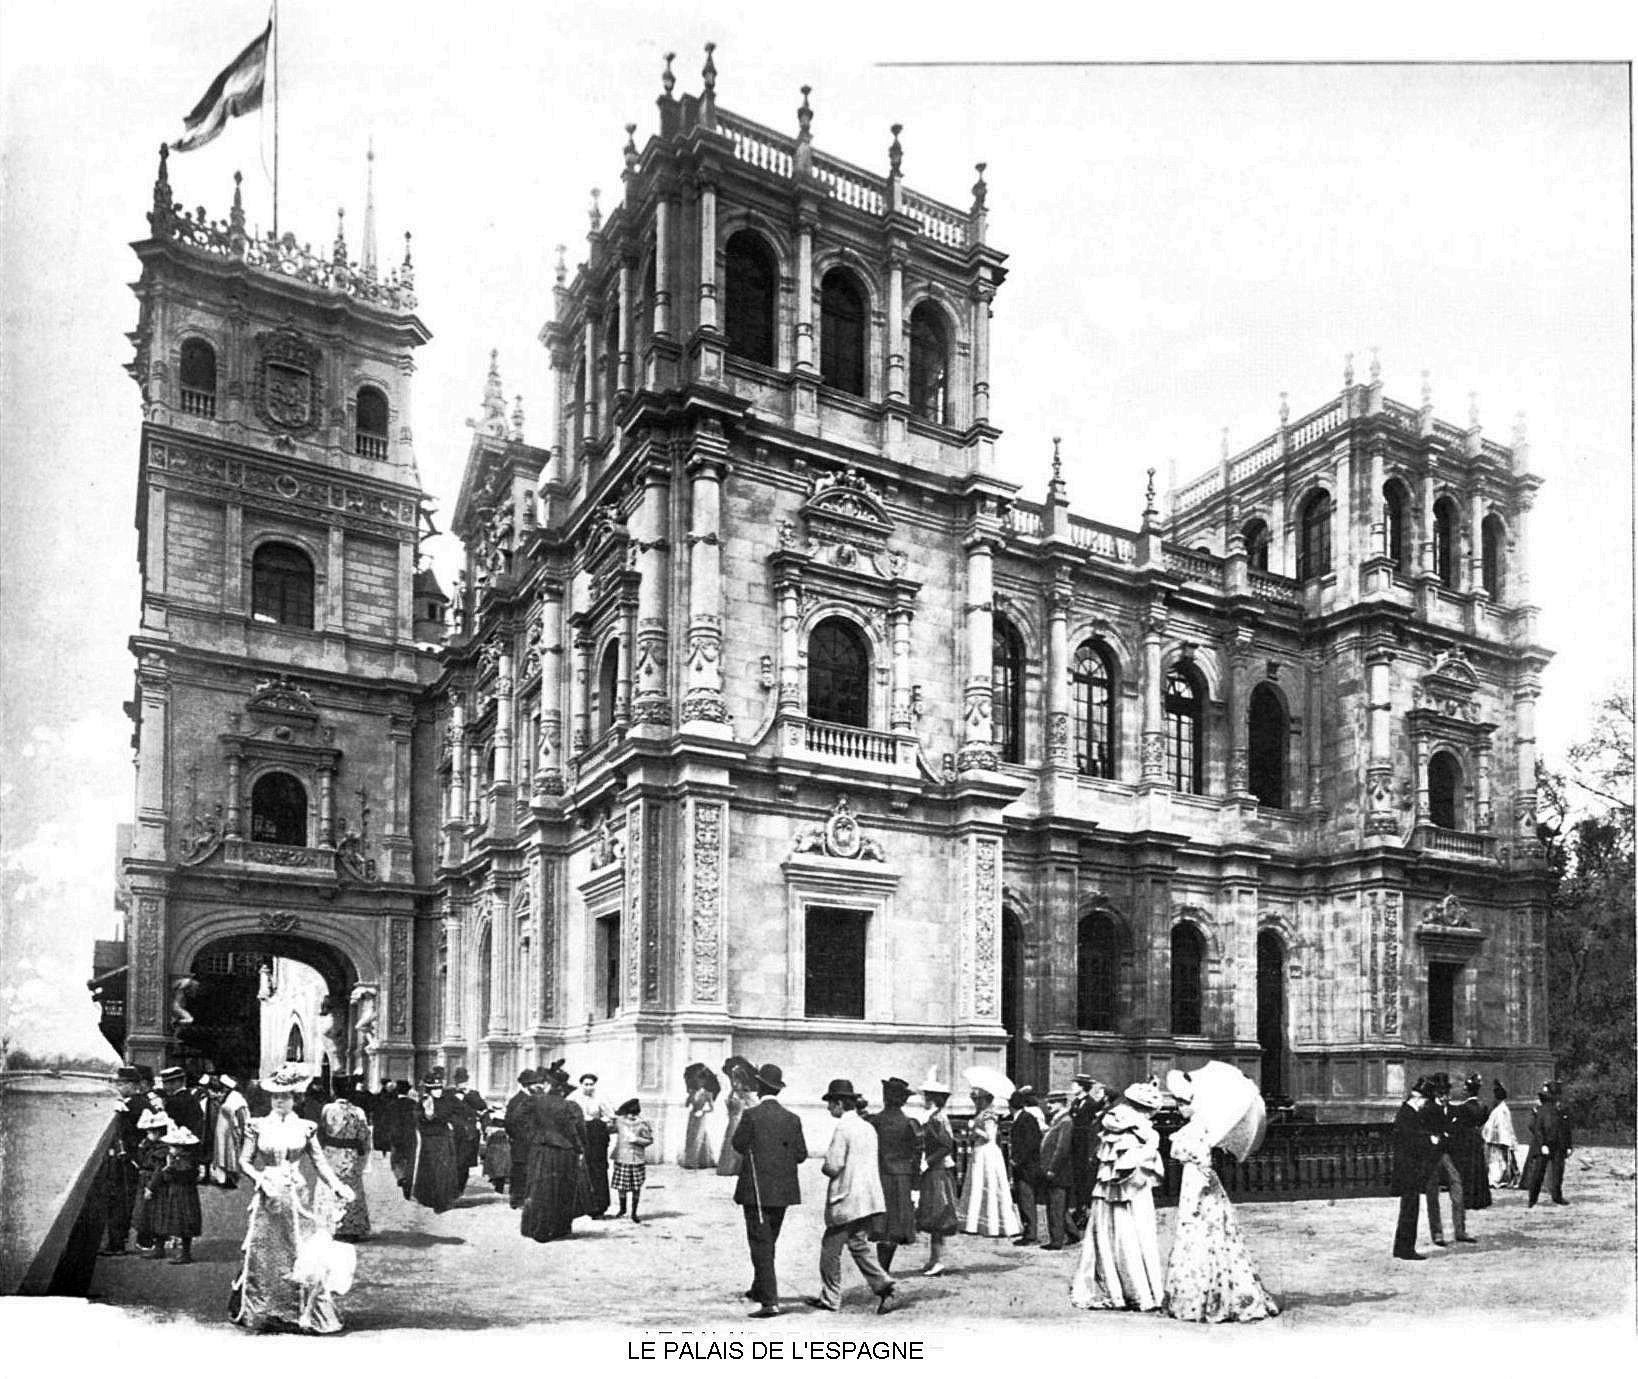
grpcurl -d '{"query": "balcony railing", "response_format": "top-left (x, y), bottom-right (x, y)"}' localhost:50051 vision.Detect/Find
top-left (354, 431), bottom-right (388, 460)
top-left (179, 387), bottom-right (216, 418)
top-left (804, 718), bottom-right (897, 764)
top-left (1412, 824), bottom-right (1497, 861)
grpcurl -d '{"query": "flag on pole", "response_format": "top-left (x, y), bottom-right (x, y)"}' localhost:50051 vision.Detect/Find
top-left (173, 21), bottom-right (271, 153)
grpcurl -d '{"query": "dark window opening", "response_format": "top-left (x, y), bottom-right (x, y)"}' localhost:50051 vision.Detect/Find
top-left (1433, 497), bottom-right (1459, 587)
top-left (250, 772), bottom-right (307, 846)
top-left (1297, 490), bottom-right (1332, 582)
top-left (908, 302), bottom-right (949, 424)
top-left (807, 617), bottom-right (869, 728)
top-left (1165, 667), bottom-right (1204, 795)
top-left (724, 230), bottom-right (777, 366)
top-left (1481, 513), bottom-right (1505, 600)
top-left (251, 542), bottom-right (315, 629)
top-left (819, 268), bottom-right (867, 396)
top-left (1428, 751), bottom-right (1462, 830)
top-left (1170, 923), bottom-right (1205, 1036)
top-left (596, 641), bottom-right (621, 738)
top-left (805, 905), bottom-right (867, 1019)
top-left (1077, 912), bottom-right (1119, 1031)
top-left (1073, 642), bottom-right (1116, 778)
top-left (1427, 961), bottom-right (1460, 1044)
top-left (285, 1022), bottom-right (305, 1061)
top-left (179, 338), bottom-right (217, 417)
top-left (477, 925), bottom-right (493, 1034)
top-left (1256, 930), bottom-right (1287, 1096)
top-left (1242, 518), bottom-right (1270, 571)
top-left (1247, 683), bottom-right (1287, 808)
top-left (354, 386), bottom-right (388, 459)
top-left (1384, 481), bottom-right (1409, 570)
top-left (595, 914), bottom-right (621, 1018)
top-left (993, 618), bottom-right (1026, 764)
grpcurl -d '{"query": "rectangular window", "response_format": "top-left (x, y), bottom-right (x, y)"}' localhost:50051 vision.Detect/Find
top-left (595, 913), bottom-right (621, 1019)
top-left (1428, 961), bottom-right (1460, 1044)
top-left (804, 905), bottom-right (868, 1019)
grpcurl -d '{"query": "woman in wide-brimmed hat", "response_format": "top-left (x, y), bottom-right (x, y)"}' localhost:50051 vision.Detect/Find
top-left (959, 1067), bottom-right (1021, 1239)
top-left (716, 1056), bottom-right (761, 1178)
top-left (1070, 1079), bottom-right (1166, 1312)
top-left (1157, 1064), bottom-right (1278, 1324)
top-left (914, 1071), bottom-right (960, 1275)
top-left (129, 1109), bottom-right (172, 1256)
top-left (679, 1062), bottom-right (722, 1169)
top-left (231, 1063), bottom-right (358, 1334)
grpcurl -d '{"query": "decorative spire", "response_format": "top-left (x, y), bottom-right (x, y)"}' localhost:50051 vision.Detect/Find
top-left (228, 170), bottom-right (246, 254)
top-left (1468, 390), bottom-right (1480, 429)
top-left (1143, 467), bottom-right (1158, 522)
top-left (588, 187), bottom-right (602, 235)
top-left (479, 349), bottom-right (508, 438)
top-left (623, 123), bottom-right (639, 176)
top-left (151, 143), bottom-right (173, 227)
top-left (797, 85), bottom-right (813, 140)
top-left (1279, 391), bottom-right (1290, 428)
top-left (1420, 369), bottom-right (1433, 409)
top-left (400, 231), bottom-right (414, 292)
top-left (1051, 436), bottom-right (1063, 483)
top-left (1369, 346), bottom-right (1381, 384)
top-left (510, 395), bottom-right (526, 444)
top-left (362, 136), bottom-right (379, 279)
top-left (888, 123), bottom-right (904, 180)
top-left (554, 243), bottom-right (568, 287)
top-left (661, 51), bottom-right (676, 97)
top-left (702, 41), bottom-right (717, 95)
top-left (332, 206), bottom-right (349, 269)
top-left (1048, 436), bottom-right (1067, 505)
top-left (971, 161), bottom-right (988, 212)
top-left (1343, 351), bottom-right (1355, 387)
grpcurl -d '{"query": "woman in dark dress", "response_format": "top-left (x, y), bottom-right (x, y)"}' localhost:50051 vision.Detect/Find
top-left (1449, 1073), bottom-right (1493, 1210)
top-left (409, 1074), bottom-right (460, 1212)
top-left (915, 1075), bottom-right (961, 1276)
top-left (521, 1069), bottom-right (588, 1242)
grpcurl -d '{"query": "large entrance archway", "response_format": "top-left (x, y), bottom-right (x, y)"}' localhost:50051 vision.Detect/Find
top-left (180, 934), bottom-right (359, 1089)
top-left (1256, 930), bottom-right (1287, 1098)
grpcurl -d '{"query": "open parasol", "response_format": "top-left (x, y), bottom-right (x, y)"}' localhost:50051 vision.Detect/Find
top-left (1168, 1060), bottom-right (1266, 1161)
top-left (964, 1066), bottom-right (1015, 1101)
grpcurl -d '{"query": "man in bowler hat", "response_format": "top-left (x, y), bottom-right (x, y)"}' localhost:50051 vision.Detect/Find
top-left (811, 1078), bottom-right (898, 1315)
top-left (1392, 1078), bottom-right (1440, 1259)
top-left (1523, 1081), bottom-right (1573, 1206)
top-left (732, 1063), bottom-right (807, 1318)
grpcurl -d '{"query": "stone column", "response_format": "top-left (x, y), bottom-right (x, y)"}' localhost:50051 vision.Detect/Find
top-left (225, 754), bottom-right (243, 838)
top-left (1227, 631), bottom-right (1253, 796)
top-left (494, 649), bottom-right (515, 785)
top-left (1046, 587), bottom-right (1071, 766)
top-left (582, 312), bottom-right (600, 446)
top-left (1413, 736), bottom-right (1432, 824)
top-left (1476, 740), bottom-right (1494, 832)
top-left (126, 893), bottom-right (169, 1071)
top-left (889, 608), bottom-right (914, 730)
top-left (1364, 650), bottom-right (1397, 836)
top-left (571, 635), bottom-right (592, 753)
top-left (958, 537), bottom-right (998, 771)
top-left (536, 585), bottom-right (565, 794)
top-left (886, 248), bottom-right (906, 402)
top-left (1418, 472), bottom-right (1435, 575)
top-left (448, 699), bottom-right (467, 822)
top-left (697, 180), bottom-right (718, 333)
top-left (682, 433), bottom-right (730, 728)
top-left (617, 257), bottom-right (635, 399)
top-left (776, 580), bottom-right (802, 711)
top-left (631, 472), bottom-right (674, 731)
top-left (1139, 604), bottom-right (1167, 782)
top-left (1468, 489), bottom-right (1486, 595)
top-left (467, 740), bottom-right (482, 826)
top-left (1368, 446), bottom-right (1386, 556)
top-left (653, 198), bottom-right (672, 340)
top-left (1512, 495), bottom-right (1533, 602)
top-left (318, 765), bottom-right (335, 846)
top-left (795, 214), bottom-right (815, 371)
top-left (1514, 683), bottom-right (1539, 836)
top-left (970, 279), bottom-right (993, 428)
top-left (442, 912), bottom-right (465, 1046)
top-left (1334, 445), bottom-right (1356, 601)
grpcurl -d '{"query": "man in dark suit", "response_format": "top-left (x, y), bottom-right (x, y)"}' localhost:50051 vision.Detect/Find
top-left (1392, 1078), bottom-right (1440, 1259)
top-left (1009, 1087), bottom-right (1046, 1245)
top-left (503, 1068), bottom-right (542, 1208)
top-left (1422, 1073), bottom-right (1474, 1245)
top-left (1523, 1081), bottom-right (1573, 1206)
top-left (733, 1063), bottom-right (807, 1319)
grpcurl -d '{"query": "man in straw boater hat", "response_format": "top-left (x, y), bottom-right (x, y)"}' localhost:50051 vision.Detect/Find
top-left (809, 1078), bottom-right (899, 1315)
top-left (732, 1063), bottom-right (806, 1318)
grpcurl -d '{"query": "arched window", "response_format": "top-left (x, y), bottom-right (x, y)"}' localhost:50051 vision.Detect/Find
top-left (1241, 518), bottom-right (1270, 572)
top-left (1297, 490), bottom-right (1332, 582)
top-left (993, 618), bottom-right (1026, 764)
top-left (1072, 641), bottom-right (1117, 779)
top-left (1433, 496), bottom-right (1460, 587)
top-left (1247, 683), bottom-right (1287, 809)
top-left (1164, 666), bottom-right (1205, 795)
top-left (807, 617), bottom-right (869, 727)
top-left (354, 385), bottom-right (388, 459)
top-left (596, 641), bottom-right (621, 737)
top-left (285, 1021), bottom-right (305, 1062)
top-left (908, 301), bottom-right (949, 425)
top-left (477, 922), bottom-right (493, 1036)
top-left (1170, 923), bottom-right (1205, 1036)
top-left (250, 772), bottom-right (307, 845)
top-left (179, 338), bottom-right (217, 417)
top-left (1383, 480), bottom-right (1410, 571)
top-left (1428, 750), bottom-right (1463, 830)
top-left (819, 268), bottom-right (867, 396)
top-left (251, 542), bottom-right (315, 628)
top-left (1077, 912), bottom-right (1119, 1031)
top-left (723, 230), bottom-right (778, 367)
top-left (1481, 513), bottom-right (1506, 600)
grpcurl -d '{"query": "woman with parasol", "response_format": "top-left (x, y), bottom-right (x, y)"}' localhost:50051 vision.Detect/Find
top-left (1159, 1063), bottom-right (1279, 1322)
top-left (1069, 1078), bottom-right (1166, 1312)
top-left (716, 1056), bottom-right (761, 1177)
top-left (680, 1062), bottom-right (721, 1169)
top-left (959, 1066), bottom-right (1021, 1238)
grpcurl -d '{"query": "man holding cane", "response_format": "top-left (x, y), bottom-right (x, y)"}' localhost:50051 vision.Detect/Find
top-left (733, 1063), bottom-right (807, 1318)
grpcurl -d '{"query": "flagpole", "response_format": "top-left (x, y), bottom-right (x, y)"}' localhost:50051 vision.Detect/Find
top-left (271, 0), bottom-right (280, 238)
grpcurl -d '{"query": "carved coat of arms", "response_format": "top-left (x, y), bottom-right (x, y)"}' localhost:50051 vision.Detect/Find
top-left (255, 331), bottom-right (322, 433)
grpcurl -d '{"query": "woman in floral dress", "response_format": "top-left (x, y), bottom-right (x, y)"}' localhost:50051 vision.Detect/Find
top-left (316, 1076), bottom-right (372, 1241)
top-left (1159, 1065), bottom-right (1278, 1324)
top-left (231, 1064), bottom-right (357, 1334)
top-left (1070, 1080), bottom-right (1166, 1312)
top-left (959, 1086), bottom-right (1021, 1238)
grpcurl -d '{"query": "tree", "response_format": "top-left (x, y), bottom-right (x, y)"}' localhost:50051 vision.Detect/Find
top-left (1537, 689), bottom-right (1635, 1133)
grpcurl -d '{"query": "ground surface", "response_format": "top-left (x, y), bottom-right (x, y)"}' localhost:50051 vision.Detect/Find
top-left (82, 1144), bottom-right (1635, 1339)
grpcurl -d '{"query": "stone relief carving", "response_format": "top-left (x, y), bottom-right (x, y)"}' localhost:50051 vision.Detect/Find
top-left (791, 796), bottom-right (888, 862)
top-left (692, 803), bottom-right (723, 1003)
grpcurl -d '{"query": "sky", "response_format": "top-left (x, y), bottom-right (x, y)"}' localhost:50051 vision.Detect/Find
top-left (0, 3), bottom-right (1631, 1067)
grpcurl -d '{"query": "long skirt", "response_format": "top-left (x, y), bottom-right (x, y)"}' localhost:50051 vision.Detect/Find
top-left (961, 1142), bottom-right (1021, 1237)
top-left (1454, 1138), bottom-right (1493, 1210)
top-left (211, 1114), bottom-right (244, 1187)
top-left (582, 1120), bottom-right (612, 1217)
top-left (410, 1126), bottom-right (459, 1212)
top-left (1070, 1192), bottom-right (1164, 1311)
top-left (319, 1145), bottom-right (372, 1240)
top-left (915, 1165), bottom-right (961, 1236)
top-left (1488, 1143), bottom-right (1520, 1187)
top-left (521, 1145), bottom-right (584, 1241)
top-left (1161, 1164), bottom-right (1278, 1323)
top-left (148, 1178), bottom-right (203, 1239)
top-left (231, 1177), bottom-right (342, 1334)
top-left (716, 1107), bottom-right (745, 1176)
top-left (681, 1112), bottom-right (716, 1169)
top-left (870, 1172), bottom-right (919, 1244)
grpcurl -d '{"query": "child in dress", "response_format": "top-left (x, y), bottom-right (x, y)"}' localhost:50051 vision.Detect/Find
top-left (130, 1109), bottom-right (171, 1257)
top-left (611, 1098), bottom-right (655, 1222)
top-left (146, 1123), bottom-right (203, 1264)
top-left (482, 1121), bottom-right (512, 1195)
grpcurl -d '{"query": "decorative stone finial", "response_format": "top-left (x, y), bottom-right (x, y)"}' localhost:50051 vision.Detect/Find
top-left (588, 187), bottom-right (602, 234)
top-left (1144, 467), bottom-right (1158, 518)
top-left (1343, 351), bottom-right (1355, 387)
top-left (702, 41), bottom-right (717, 94)
top-left (623, 123), bottom-right (639, 175)
top-left (333, 206), bottom-right (348, 268)
top-left (1468, 390), bottom-right (1480, 429)
top-left (888, 123), bottom-right (904, 179)
top-left (1420, 370), bottom-right (1433, 409)
top-left (1369, 346), bottom-right (1381, 384)
top-left (1279, 391), bottom-right (1290, 427)
top-left (797, 85), bottom-right (813, 139)
top-left (1512, 411), bottom-right (1528, 447)
top-left (510, 395), bottom-right (526, 444)
top-left (151, 143), bottom-right (173, 226)
top-left (228, 170), bottom-right (246, 251)
top-left (1052, 436), bottom-right (1063, 482)
top-left (362, 135), bottom-right (379, 278)
top-left (661, 52), bottom-right (676, 96)
top-left (554, 243), bottom-right (567, 287)
top-left (1220, 427), bottom-right (1230, 463)
top-left (400, 230), bottom-right (414, 292)
top-left (479, 349), bottom-right (508, 437)
top-left (971, 161), bottom-right (988, 212)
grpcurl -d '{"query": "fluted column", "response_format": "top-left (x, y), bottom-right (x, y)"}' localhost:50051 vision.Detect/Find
top-left (442, 913), bottom-right (465, 1045)
top-left (652, 198), bottom-right (673, 339)
top-left (795, 214), bottom-right (815, 371)
top-left (958, 537), bottom-right (997, 771)
top-left (777, 581), bottom-right (802, 710)
top-left (1139, 605), bottom-right (1167, 782)
top-left (889, 609), bottom-right (913, 730)
top-left (631, 468), bottom-right (673, 730)
top-left (697, 180), bottom-right (718, 333)
top-left (683, 426), bottom-right (731, 728)
top-left (886, 248), bottom-right (906, 402)
top-left (571, 635), bottom-right (592, 754)
top-left (535, 587), bottom-right (565, 795)
top-left (1046, 588), bottom-right (1071, 766)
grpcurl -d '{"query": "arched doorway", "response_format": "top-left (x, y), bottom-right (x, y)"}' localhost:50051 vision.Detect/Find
top-left (1001, 908), bottom-right (1025, 1082)
top-left (182, 933), bottom-right (358, 1090)
top-left (1256, 930), bottom-right (1287, 1097)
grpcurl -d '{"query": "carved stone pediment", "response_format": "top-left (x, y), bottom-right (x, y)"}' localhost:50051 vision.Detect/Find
top-left (801, 467), bottom-right (894, 554)
top-left (246, 675), bottom-right (319, 725)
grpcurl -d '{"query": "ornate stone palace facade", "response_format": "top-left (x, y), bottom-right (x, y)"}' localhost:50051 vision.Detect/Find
top-left (113, 54), bottom-right (1552, 1140)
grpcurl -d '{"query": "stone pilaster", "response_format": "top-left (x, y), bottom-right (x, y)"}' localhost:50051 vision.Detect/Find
top-left (534, 586), bottom-right (566, 796)
top-left (957, 536), bottom-right (998, 771)
top-left (1046, 586), bottom-right (1072, 767)
top-left (1364, 649), bottom-right (1399, 836)
top-left (630, 466), bottom-right (673, 732)
top-left (1139, 602), bottom-right (1167, 783)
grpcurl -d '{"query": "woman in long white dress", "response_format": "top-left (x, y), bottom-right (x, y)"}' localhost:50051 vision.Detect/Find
top-left (1159, 1065), bottom-right (1279, 1323)
top-left (960, 1087), bottom-right (1021, 1237)
top-left (1482, 1080), bottom-right (1520, 1187)
top-left (1070, 1080), bottom-right (1166, 1312)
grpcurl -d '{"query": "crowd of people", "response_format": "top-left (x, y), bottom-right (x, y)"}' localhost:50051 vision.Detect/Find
top-left (99, 1053), bottom-right (1574, 1334)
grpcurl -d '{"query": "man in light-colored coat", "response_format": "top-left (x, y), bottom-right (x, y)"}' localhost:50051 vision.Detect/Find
top-left (809, 1079), bottom-right (898, 1314)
